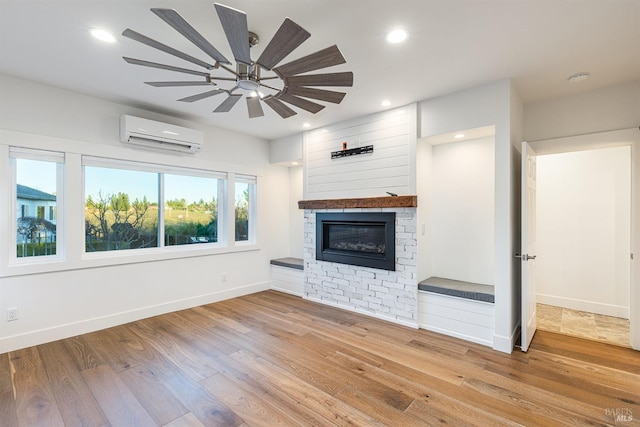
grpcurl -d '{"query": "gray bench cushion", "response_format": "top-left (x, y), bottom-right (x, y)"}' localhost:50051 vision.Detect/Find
top-left (270, 257), bottom-right (304, 270)
top-left (418, 277), bottom-right (494, 303)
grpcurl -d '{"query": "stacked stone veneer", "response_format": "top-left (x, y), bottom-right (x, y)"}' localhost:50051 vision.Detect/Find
top-left (303, 207), bottom-right (418, 327)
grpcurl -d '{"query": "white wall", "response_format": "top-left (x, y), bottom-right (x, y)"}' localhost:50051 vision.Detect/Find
top-left (289, 166), bottom-right (304, 258)
top-left (0, 74), bottom-right (290, 353)
top-left (524, 80), bottom-right (640, 142)
top-left (270, 133), bottom-right (303, 165)
top-left (304, 104), bottom-right (417, 200)
top-left (430, 137), bottom-right (495, 285)
top-left (537, 147), bottom-right (631, 317)
top-left (415, 140), bottom-right (433, 282)
top-left (419, 79), bottom-right (521, 353)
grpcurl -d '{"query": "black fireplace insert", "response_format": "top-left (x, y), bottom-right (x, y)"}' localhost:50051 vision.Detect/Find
top-left (316, 212), bottom-right (395, 271)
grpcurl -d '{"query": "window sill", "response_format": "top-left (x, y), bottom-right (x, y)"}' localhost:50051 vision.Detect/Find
top-left (0, 243), bottom-right (261, 278)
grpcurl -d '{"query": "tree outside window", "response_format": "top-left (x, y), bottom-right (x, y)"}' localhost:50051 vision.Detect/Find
top-left (235, 176), bottom-right (256, 243)
top-left (84, 166), bottom-right (158, 252)
top-left (164, 174), bottom-right (220, 246)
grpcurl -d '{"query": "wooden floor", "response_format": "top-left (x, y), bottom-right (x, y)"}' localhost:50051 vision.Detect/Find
top-left (2, 291), bottom-right (639, 426)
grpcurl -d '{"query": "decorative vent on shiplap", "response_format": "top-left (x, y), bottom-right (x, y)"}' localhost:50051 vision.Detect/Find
top-left (303, 104), bottom-right (417, 200)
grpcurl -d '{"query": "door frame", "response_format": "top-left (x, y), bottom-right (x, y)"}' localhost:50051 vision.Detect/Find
top-left (527, 128), bottom-right (639, 350)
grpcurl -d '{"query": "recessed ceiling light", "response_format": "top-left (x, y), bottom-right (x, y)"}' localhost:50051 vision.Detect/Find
top-left (381, 100), bottom-right (391, 107)
top-left (90, 28), bottom-right (116, 43)
top-left (291, 161), bottom-right (299, 166)
top-left (302, 123), bottom-right (311, 128)
top-left (386, 29), bottom-right (408, 44)
top-left (454, 133), bottom-right (465, 139)
top-left (567, 72), bottom-right (590, 83)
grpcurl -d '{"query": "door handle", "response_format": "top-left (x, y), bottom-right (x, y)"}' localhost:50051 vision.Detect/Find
top-left (515, 253), bottom-right (537, 261)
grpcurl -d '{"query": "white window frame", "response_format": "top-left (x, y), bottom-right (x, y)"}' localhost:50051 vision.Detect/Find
top-left (82, 156), bottom-right (227, 257)
top-left (10, 147), bottom-right (65, 264)
top-left (234, 174), bottom-right (257, 245)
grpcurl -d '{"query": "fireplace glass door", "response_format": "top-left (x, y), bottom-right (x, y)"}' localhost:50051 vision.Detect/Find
top-left (316, 212), bottom-right (395, 271)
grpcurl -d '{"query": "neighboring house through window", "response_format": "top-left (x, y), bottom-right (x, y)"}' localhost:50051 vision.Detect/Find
top-left (12, 147), bottom-right (63, 259)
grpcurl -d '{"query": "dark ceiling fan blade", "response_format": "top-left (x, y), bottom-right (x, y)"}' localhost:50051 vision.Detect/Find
top-left (122, 29), bottom-right (215, 70)
top-left (284, 72), bottom-right (353, 87)
top-left (177, 89), bottom-right (225, 102)
top-left (246, 97), bottom-right (265, 118)
top-left (145, 81), bottom-right (214, 87)
top-left (214, 94), bottom-right (243, 112)
top-left (274, 45), bottom-right (346, 77)
top-left (151, 8), bottom-right (231, 65)
top-left (256, 18), bottom-right (310, 70)
top-left (214, 3), bottom-right (251, 66)
top-left (277, 93), bottom-right (325, 114)
top-left (123, 57), bottom-right (210, 77)
top-left (209, 77), bottom-right (238, 82)
top-left (284, 86), bottom-right (346, 104)
top-left (263, 96), bottom-right (297, 118)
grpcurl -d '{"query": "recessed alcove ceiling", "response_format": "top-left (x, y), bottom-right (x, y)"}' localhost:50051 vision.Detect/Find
top-left (422, 125), bottom-right (496, 146)
top-left (0, 1), bottom-right (638, 140)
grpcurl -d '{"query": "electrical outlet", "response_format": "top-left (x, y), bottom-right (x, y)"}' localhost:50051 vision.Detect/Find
top-left (221, 273), bottom-right (227, 282)
top-left (7, 307), bottom-right (18, 322)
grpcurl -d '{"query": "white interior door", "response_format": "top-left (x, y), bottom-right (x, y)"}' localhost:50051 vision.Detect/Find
top-left (520, 141), bottom-right (538, 351)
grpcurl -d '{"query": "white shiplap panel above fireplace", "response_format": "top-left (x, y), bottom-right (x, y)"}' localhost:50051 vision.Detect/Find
top-left (303, 104), bottom-right (417, 200)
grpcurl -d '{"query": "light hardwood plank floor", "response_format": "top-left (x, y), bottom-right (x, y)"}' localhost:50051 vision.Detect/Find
top-left (2, 290), bottom-right (639, 426)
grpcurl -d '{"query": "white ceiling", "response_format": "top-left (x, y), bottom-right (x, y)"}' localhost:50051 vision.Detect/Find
top-left (0, 0), bottom-right (638, 141)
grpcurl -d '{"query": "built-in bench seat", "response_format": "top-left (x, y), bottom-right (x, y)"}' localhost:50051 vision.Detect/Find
top-left (270, 257), bottom-right (304, 270)
top-left (270, 257), bottom-right (304, 296)
top-left (417, 276), bottom-right (495, 347)
top-left (418, 277), bottom-right (494, 303)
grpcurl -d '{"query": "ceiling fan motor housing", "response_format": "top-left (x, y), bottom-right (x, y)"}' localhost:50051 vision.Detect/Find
top-left (237, 63), bottom-right (261, 91)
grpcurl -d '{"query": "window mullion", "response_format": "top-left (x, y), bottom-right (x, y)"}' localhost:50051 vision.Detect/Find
top-left (158, 173), bottom-right (165, 247)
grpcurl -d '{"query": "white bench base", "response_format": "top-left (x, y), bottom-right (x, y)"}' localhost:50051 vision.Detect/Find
top-left (418, 290), bottom-right (495, 347)
top-left (270, 264), bottom-right (304, 297)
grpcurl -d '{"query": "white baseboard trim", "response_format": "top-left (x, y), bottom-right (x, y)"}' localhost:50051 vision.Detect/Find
top-left (419, 323), bottom-right (493, 347)
top-left (0, 281), bottom-right (269, 354)
top-left (537, 294), bottom-right (629, 318)
top-left (304, 295), bottom-right (419, 329)
top-left (492, 323), bottom-right (520, 354)
top-left (270, 285), bottom-right (303, 297)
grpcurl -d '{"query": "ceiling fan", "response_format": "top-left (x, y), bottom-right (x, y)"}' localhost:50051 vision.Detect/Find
top-left (122, 3), bottom-right (353, 119)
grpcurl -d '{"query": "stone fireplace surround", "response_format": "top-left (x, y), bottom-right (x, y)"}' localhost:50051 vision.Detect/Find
top-left (300, 196), bottom-right (418, 328)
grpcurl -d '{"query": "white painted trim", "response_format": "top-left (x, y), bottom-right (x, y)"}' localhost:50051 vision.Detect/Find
top-left (630, 132), bottom-right (640, 350)
top-left (0, 281), bottom-right (269, 354)
top-left (270, 286), bottom-right (303, 297)
top-left (493, 323), bottom-right (519, 354)
top-left (419, 323), bottom-right (493, 347)
top-left (537, 293), bottom-right (629, 319)
top-left (304, 295), bottom-right (419, 329)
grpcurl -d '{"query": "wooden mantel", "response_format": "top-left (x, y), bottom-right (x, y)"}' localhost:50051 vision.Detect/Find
top-left (298, 195), bottom-right (417, 210)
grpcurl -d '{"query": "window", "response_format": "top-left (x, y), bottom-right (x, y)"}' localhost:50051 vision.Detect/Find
top-left (12, 148), bottom-right (63, 259)
top-left (84, 162), bottom-right (159, 252)
top-left (235, 175), bottom-right (256, 242)
top-left (164, 173), bottom-right (222, 246)
top-left (83, 157), bottom-right (227, 253)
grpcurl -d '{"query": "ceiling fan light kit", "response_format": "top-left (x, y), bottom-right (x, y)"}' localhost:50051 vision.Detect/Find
top-left (122, 2), bottom-right (353, 119)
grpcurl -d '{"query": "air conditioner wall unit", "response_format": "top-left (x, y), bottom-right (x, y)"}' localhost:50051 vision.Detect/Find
top-left (120, 114), bottom-right (203, 154)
